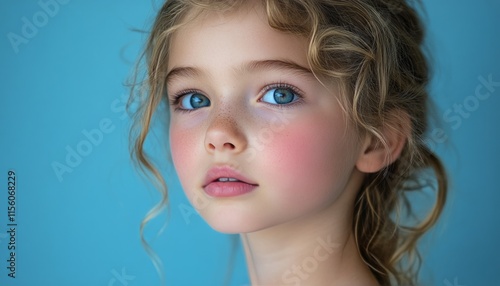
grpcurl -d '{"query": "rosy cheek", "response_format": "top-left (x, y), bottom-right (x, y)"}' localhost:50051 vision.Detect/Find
top-left (260, 116), bottom-right (353, 207)
top-left (170, 127), bottom-right (198, 190)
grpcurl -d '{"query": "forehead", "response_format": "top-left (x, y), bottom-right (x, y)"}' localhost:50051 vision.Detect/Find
top-left (167, 2), bottom-right (309, 72)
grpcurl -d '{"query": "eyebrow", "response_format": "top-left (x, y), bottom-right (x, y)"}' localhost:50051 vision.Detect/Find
top-left (165, 59), bottom-right (313, 84)
top-left (243, 59), bottom-right (313, 76)
top-left (165, 66), bottom-right (201, 85)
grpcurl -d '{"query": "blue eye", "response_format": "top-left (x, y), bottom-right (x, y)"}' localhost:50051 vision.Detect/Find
top-left (261, 87), bottom-right (299, 105)
top-left (179, 92), bottom-right (210, 110)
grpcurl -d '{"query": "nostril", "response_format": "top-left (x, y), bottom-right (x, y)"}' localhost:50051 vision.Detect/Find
top-left (223, 142), bottom-right (235, 149)
top-left (207, 142), bottom-right (235, 150)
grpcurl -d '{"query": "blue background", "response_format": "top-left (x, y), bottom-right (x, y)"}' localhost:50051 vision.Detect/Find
top-left (1, 1), bottom-right (499, 285)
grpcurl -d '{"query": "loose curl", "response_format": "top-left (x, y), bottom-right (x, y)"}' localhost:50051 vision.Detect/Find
top-left (129, 0), bottom-right (448, 285)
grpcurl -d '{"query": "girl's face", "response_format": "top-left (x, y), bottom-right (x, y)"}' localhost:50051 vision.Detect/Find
top-left (167, 4), bottom-right (365, 233)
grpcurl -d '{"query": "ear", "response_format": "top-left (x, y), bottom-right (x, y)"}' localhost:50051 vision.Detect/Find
top-left (355, 109), bottom-right (411, 173)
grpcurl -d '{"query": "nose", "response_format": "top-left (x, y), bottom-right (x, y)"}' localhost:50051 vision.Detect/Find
top-left (205, 113), bottom-right (247, 154)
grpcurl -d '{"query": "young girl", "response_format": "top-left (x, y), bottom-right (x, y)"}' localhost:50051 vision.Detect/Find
top-left (129, 0), bottom-right (448, 285)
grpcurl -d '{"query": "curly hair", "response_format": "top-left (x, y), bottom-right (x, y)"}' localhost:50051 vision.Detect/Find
top-left (129, 0), bottom-right (448, 285)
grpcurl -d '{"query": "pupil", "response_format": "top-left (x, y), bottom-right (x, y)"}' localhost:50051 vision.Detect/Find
top-left (190, 94), bottom-right (209, 108)
top-left (274, 89), bottom-right (293, 104)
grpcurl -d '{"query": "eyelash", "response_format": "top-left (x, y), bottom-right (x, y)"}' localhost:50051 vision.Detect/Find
top-left (168, 89), bottom-right (204, 113)
top-left (258, 82), bottom-right (305, 109)
top-left (168, 82), bottom-right (305, 112)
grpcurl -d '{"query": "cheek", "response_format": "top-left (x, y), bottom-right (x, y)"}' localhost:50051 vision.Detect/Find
top-left (169, 126), bottom-right (199, 190)
top-left (260, 115), bottom-right (357, 208)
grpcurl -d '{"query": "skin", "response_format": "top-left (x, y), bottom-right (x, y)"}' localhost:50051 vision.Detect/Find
top-left (166, 2), bottom-right (391, 285)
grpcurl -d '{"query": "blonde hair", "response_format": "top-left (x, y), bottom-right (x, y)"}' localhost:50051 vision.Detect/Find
top-left (129, 0), bottom-right (448, 285)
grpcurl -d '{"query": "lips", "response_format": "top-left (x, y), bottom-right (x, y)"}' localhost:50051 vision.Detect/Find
top-left (203, 166), bottom-right (258, 197)
top-left (203, 166), bottom-right (258, 187)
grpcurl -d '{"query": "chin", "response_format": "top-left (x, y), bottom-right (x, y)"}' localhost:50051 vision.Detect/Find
top-left (205, 220), bottom-right (257, 234)
top-left (199, 207), bottom-right (273, 234)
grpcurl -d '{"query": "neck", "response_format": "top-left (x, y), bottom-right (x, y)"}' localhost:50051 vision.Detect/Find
top-left (239, 175), bottom-right (379, 286)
